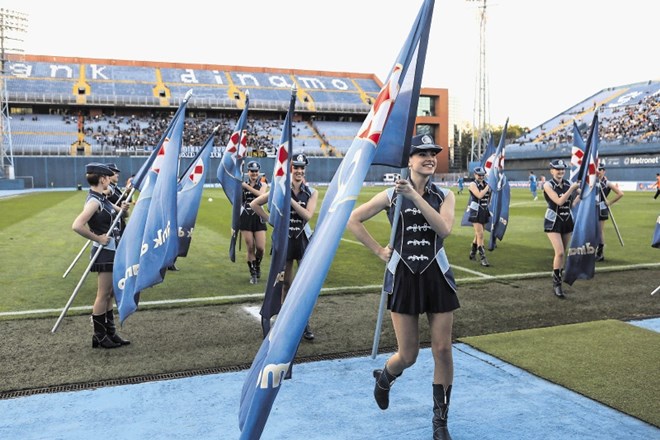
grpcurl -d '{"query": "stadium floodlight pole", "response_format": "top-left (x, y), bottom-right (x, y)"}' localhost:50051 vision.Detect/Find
top-left (51, 187), bottom-right (136, 333)
top-left (371, 167), bottom-right (409, 359)
top-left (599, 184), bottom-right (624, 247)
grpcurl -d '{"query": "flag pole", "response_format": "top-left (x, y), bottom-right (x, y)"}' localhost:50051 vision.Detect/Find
top-left (652, 285), bottom-right (660, 296)
top-left (52, 187), bottom-right (136, 333)
top-left (598, 184), bottom-right (624, 247)
top-left (62, 240), bottom-right (91, 278)
top-left (371, 168), bottom-right (408, 359)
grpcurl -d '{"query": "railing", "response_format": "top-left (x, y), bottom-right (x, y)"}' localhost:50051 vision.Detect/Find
top-left (7, 92), bottom-right (372, 114)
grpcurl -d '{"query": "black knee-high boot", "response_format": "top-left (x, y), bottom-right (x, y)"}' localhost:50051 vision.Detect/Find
top-left (469, 243), bottom-right (477, 260)
top-left (552, 269), bottom-right (565, 299)
top-left (433, 384), bottom-right (453, 440)
top-left (373, 364), bottom-right (401, 410)
top-left (254, 256), bottom-right (262, 279)
top-left (478, 246), bottom-right (489, 267)
top-left (105, 310), bottom-right (130, 345)
top-left (247, 261), bottom-right (257, 284)
top-left (92, 314), bottom-right (121, 349)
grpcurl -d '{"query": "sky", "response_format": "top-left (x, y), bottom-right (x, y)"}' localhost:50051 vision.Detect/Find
top-left (1, 0), bottom-right (657, 128)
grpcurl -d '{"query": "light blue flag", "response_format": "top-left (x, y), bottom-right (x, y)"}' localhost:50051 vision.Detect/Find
top-left (258, 89), bottom-right (295, 337)
top-left (113, 106), bottom-right (187, 323)
top-left (564, 112), bottom-right (600, 285)
top-left (176, 128), bottom-right (217, 257)
top-left (652, 214), bottom-right (660, 249)
top-left (217, 95), bottom-right (250, 262)
top-left (237, 1), bottom-right (435, 438)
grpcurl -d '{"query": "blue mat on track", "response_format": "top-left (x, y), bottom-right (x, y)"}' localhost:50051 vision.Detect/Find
top-left (1, 342), bottom-right (657, 439)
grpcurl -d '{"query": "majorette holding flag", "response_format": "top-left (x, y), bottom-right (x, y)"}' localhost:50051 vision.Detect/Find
top-left (238, 1), bottom-right (435, 438)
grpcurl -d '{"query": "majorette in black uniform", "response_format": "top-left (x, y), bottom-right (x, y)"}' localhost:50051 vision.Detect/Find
top-left (467, 179), bottom-right (491, 225)
top-left (467, 166), bottom-right (491, 266)
top-left (105, 163), bottom-right (129, 233)
top-left (240, 179), bottom-right (267, 232)
top-left (543, 178), bottom-right (575, 234)
top-left (384, 181), bottom-right (459, 314)
top-left (287, 181), bottom-right (314, 262)
top-left (596, 174), bottom-right (611, 222)
top-left (86, 189), bottom-right (122, 273)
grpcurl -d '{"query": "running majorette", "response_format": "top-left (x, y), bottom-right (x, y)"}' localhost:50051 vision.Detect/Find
top-left (240, 160), bottom-right (268, 284)
top-left (543, 159), bottom-right (581, 298)
top-left (467, 167), bottom-right (491, 267)
top-left (348, 134), bottom-right (459, 440)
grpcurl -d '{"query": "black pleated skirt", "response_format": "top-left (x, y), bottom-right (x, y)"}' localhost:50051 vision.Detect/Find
top-left (388, 262), bottom-right (460, 315)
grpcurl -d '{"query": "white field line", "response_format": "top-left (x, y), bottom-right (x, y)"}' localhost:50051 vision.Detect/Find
top-left (2, 262), bottom-right (658, 318)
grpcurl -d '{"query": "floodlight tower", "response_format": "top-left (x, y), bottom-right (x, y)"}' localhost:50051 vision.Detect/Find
top-left (0, 8), bottom-right (27, 179)
top-left (467, 0), bottom-right (490, 163)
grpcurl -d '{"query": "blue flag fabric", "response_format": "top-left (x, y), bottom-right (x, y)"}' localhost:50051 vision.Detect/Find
top-left (259, 91), bottom-right (295, 336)
top-left (176, 130), bottom-right (216, 257)
top-left (132, 91), bottom-right (192, 191)
top-left (564, 112), bottom-right (600, 286)
top-left (237, 2), bottom-right (435, 438)
top-left (217, 96), bottom-right (250, 262)
top-left (570, 121), bottom-right (586, 184)
top-left (113, 105), bottom-right (187, 323)
top-left (652, 215), bottom-right (660, 249)
top-left (486, 120), bottom-right (510, 250)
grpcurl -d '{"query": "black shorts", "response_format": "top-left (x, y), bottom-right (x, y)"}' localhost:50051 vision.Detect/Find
top-left (388, 262), bottom-right (460, 315)
top-left (287, 234), bottom-right (309, 262)
top-left (90, 248), bottom-right (114, 273)
top-left (240, 212), bottom-right (267, 232)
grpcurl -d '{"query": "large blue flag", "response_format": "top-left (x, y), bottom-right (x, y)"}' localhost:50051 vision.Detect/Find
top-left (217, 94), bottom-right (250, 262)
top-left (258, 89), bottom-right (295, 337)
top-left (564, 112), bottom-right (600, 285)
top-left (652, 214), bottom-right (660, 249)
top-left (176, 127), bottom-right (217, 257)
top-left (486, 119), bottom-right (510, 250)
top-left (113, 103), bottom-right (187, 323)
top-left (569, 120), bottom-right (586, 184)
top-left (237, 1), bottom-right (434, 438)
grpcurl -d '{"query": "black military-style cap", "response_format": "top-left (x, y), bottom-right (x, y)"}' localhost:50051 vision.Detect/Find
top-left (105, 163), bottom-right (121, 173)
top-left (291, 153), bottom-right (309, 167)
top-left (549, 159), bottom-right (567, 170)
top-left (86, 163), bottom-right (114, 176)
top-left (597, 164), bottom-right (605, 171)
top-left (409, 134), bottom-right (442, 155)
top-left (473, 166), bottom-right (486, 176)
top-left (247, 161), bottom-right (261, 171)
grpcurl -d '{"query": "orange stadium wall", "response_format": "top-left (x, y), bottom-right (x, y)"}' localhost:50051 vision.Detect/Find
top-left (417, 87), bottom-right (449, 174)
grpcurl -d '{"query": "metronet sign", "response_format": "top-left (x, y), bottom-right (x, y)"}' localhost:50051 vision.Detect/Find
top-left (624, 155), bottom-right (660, 166)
